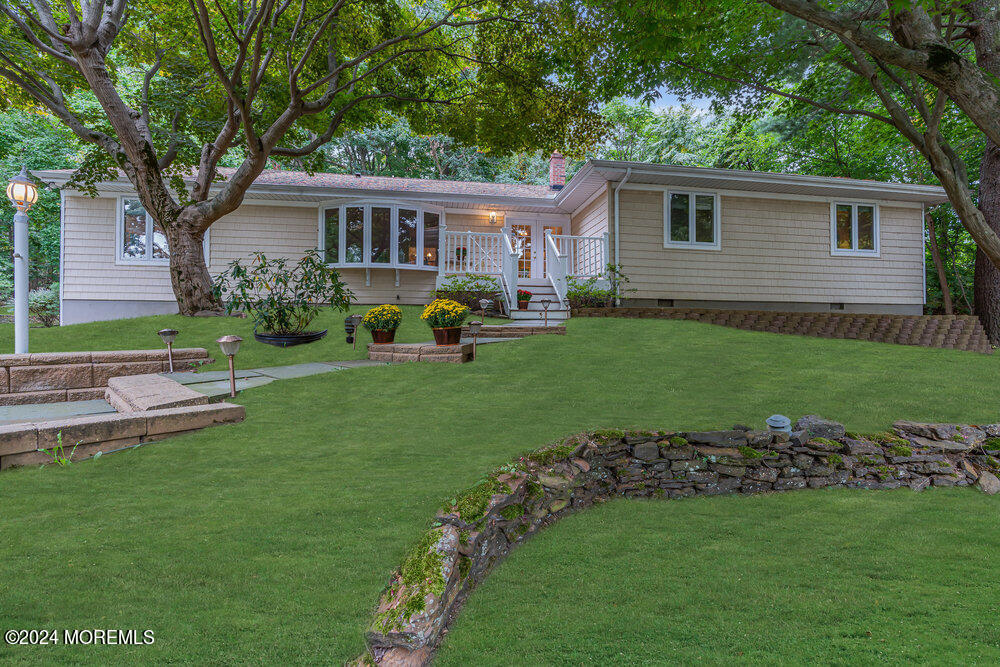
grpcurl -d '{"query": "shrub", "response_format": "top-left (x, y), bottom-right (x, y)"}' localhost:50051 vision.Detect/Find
top-left (565, 264), bottom-right (633, 308)
top-left (420, 299), bottom-right (469, 328)
top-left (362, 304), bottom-right (402, 331)
top-left (213, 250), bottom-right (353, 335)
top-left (434, 274), bottom-right (501, 310)
top-left (27, 283), bottom-right (59, 327)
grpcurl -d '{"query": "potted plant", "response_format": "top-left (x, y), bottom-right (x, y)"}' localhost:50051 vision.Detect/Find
top-left (362, 304), bottom-right (402, 343)
top-left (517, 289), bottom-right (533, 310)
top-left (213, 249), bottom-right (353, 347)
top-left (420, 298), bottom-right (470, 345)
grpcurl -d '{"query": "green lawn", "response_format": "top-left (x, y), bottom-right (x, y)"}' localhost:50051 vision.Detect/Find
top-left (6, 305), bottom-right (503, 369)
top-left (1, 314), bottom-right (999, 664)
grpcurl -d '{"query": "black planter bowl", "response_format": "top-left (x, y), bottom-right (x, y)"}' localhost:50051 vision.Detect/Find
top-left (253, 329), bottom-right (328, 347)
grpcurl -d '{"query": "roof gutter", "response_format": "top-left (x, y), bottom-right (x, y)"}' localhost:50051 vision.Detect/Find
top-left (613, 167), bottom-right (632, 268)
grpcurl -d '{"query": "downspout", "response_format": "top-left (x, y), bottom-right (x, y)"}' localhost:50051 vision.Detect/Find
top-left (613, 168), bottom-right (632, 306)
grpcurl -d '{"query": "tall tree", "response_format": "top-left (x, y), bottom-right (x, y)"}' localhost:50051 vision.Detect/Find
top-left (0, 0), bottom-right (602, 313)
top-left (591, 0), bottom-right (1000, 340)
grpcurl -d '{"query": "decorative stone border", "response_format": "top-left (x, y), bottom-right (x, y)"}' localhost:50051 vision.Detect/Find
top-left (368, 342), bottom-right (473, 363)
top-left (460, 324), bottom-right (567, 338)
top-left (360, 416), bottom-right (1000, 665)
top-left (571, 308), bottom-right (993, 354)
top-left (0, 348), bottom-right (213, 405)
top-left (0, 402), bottom-right (244, 469)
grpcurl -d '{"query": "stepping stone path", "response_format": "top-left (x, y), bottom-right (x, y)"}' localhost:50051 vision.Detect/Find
top-left (164, 359), bottom-right (390, 399)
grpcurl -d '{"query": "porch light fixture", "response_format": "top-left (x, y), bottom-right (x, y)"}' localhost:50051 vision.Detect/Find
top-left (488, 211), bottom-right (499, 226)
top-left (6, 167), bottom-right (38, 354)
top-left (539, 297), bottom-right (552, 327)
top-left (157, 328), bottom-right (179, 372)
top-left (216, 335), bottom-right (242, 398)
top-left (766, 414), bottom-right (791, 433)
top-left (467, 320), bottom-right (483, 360)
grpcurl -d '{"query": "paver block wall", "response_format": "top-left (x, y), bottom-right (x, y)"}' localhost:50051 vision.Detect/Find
top-left (572, 308), bottom-right (993, 354)
top-left (368, 342), bottom-right (473, 363)
top-left (0, 348), bottom-right (213, 405)
top-left (0, 402), bottom-right (245, 469)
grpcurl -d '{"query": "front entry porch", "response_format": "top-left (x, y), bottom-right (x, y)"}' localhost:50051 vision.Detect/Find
top-left (436, 221), bottom-right (609, 323)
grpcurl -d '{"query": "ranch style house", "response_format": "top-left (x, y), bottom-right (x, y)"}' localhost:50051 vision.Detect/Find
top-left (37, 152), bottom-right (947, 325)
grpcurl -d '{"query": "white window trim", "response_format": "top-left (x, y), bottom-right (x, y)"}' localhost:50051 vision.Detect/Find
top-left (662, 190), bottom-right (721, 250)
top-left (115, 195), bottom-right (210, 266)
top-left (318, 199), bottom-right (443, 271)
top-left (830, 201), bottom-right (880, 257)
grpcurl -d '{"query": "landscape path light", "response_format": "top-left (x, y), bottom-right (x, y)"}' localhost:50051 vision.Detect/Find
top-left (478, 298), bottom-right (491, 321)
top-left (539, 297), bottom-right (552, 327)
top-left (6, 167), bottom-right (38, 354)
top-left (467, 320), bottom-right (483, 360)
top-left (349, 314), bottom-right (364, 350)
top-left (157, 328), bottom-right (179, 372)
top-left (216, 335), bottom-right (242, 398)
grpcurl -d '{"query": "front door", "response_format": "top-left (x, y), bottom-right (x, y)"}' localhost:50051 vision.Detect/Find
top-left (509, 220), bottom-right (563, 285)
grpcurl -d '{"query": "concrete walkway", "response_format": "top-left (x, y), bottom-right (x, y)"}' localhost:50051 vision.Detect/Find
top-left (164, 359), bottom-right (390, 399)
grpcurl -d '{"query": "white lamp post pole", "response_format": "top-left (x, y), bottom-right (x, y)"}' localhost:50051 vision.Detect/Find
top-left (6, 168), bottom-right (38, 355)
top-left (13, 204), bottom-right (28, 353)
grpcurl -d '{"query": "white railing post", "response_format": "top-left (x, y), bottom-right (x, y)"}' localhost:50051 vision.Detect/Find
top-left (545, 230), bottom-right (568, 306)
top-left (602, 231), bottom-right (610, 271)
top-left (438, 219), bottom-right (448, 277)
top-left (501, 230), bottom-right (517, 312)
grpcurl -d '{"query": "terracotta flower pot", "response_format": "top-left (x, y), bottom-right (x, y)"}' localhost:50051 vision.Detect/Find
top-left (517, 300), bottom-right (530, 310)
top-left (432, 327), bottom-right (462, 345)
top-left (370, 329), bottom-right (396, 344)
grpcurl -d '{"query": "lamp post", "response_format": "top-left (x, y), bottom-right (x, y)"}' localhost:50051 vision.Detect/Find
top-left (467, 320), bottom-right (483, 360)
top-left (216, 335), bottom-right (242, 398)
top-left (478, 298), bottom-right (491, 321)
top-left (6, 167), bottom-right (38, 354)
top-left (348, 314), bottom-right (363, 350)
top-left (539, 297), bottom-right (552, 327)
top-left (157, 328), bottom-right (179, 372)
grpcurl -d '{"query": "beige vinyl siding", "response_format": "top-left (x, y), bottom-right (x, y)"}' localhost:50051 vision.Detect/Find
top-left (570, 189), bottom-right (609, 238)
top-left (62, 198), bottom-right (525, 307)
top-left (63, 196), bottom-right (318, 302)
top-left (617, 190), bottom-right (924, 305)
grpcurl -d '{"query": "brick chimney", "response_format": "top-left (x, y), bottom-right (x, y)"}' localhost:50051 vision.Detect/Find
top-left (549, 150), bottom-right (566, 190)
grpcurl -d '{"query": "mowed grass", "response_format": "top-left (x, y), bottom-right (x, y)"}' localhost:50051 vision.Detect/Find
top-left (5, 305), bottom-right (502, 369)
top-left (0, 314), bottom-right (999, 664)
top-left (437, 491), bottom-right (1000, 665)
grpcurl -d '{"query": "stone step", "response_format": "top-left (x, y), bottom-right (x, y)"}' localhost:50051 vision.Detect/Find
top-left (511, 310), bottom-right (569, 321)
top-left (106, 374), bottom-right (211, 412)
top-left (506, 318), bottom-right (567, 327)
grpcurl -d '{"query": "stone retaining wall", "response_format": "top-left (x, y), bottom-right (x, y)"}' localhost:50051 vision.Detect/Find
top-left (0, 402), bottom-right (244, 469)
top-left (571, 308), bottom-right (992, 354)
top-left (361, 416), bottom-right (1000, 665)
top-left (0, 348), bottom-right (213, 405)
top-left (460, 324), bottom-right (567, 338)
top-left (368, 342), bottom-right (473, 363)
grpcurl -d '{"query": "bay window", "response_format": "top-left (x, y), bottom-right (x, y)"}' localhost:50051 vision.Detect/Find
top-left (320, 202), bottom-right (443, 269)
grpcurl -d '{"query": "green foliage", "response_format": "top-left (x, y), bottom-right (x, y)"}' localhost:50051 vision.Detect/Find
top-left (984, 438), bottom-right (1000, 451)
top-left (36, 431), bottom-right (79, 467)
top-left (446, 477), bottom-right (508, 522)
top-left (27, 283), bottom-right (59, 327)
top-left (213, 250), bottom-right (353, 335)
top-left (668, 436), bottom-right (689, 447)
top-left (434, 274), bottom-right (501, 311)
top-left (888, 444), bottom-right (913, 457)
top-left (826, 453), bottom-right (843, 467)
top-left (566, 264), bottom-right (634, 308)
top-left (738, 445), bottom-right (764, 459)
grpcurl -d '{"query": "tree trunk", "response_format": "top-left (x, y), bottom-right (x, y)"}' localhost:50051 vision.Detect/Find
top-left (975, 139), bottom-right (1000, 343)
top-left (164, 217), bottom-right (221, 315)
top-left (925, 211), bottom-right (953, 314)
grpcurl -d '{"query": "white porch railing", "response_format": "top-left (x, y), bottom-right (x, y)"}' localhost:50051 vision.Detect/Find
top-left (441, 230), bottom-right (503, 275)
top-left (544, 230), bottom-right (568, 305)
top-left (499, 231), bottom-right (518, 313)
top-left (552, 232), bottom-right (609, 278)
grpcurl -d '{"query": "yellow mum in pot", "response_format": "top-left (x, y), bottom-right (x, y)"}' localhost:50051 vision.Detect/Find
top-left (420, 299), bottom-right (470, 329)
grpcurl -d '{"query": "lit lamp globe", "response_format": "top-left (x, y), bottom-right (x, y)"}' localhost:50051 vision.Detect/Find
top-left (6, 167), bottom-right (38, 210)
